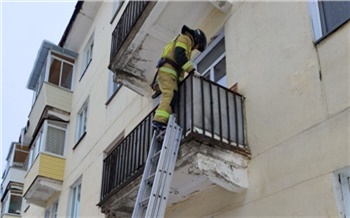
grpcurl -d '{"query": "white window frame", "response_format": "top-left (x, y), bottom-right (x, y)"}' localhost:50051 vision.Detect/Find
top-left (194, 30), bottom-right (227, 87)
top-left (28, 121), bottom-right (67, 170)
top-left (308, 0), bottom-right (323, 41)
top-left (45, 200), bottom-right (58, 218)
top-left (2, 192), bottom-right (22, 215)
top-left (308, 0), bottom-right (350, 41)
top-left (107, 70), bottom-right (121, 101)
top-left (81, 33), bottom-right (94, 76)
top-left (76, 99), bottom-right (89, 143)
top-left (333, 166), bottom-right (350, 218)
top-left (69, 178), bottom-right (82, 218)
top-left (47, 54), bottom-right (74, 90)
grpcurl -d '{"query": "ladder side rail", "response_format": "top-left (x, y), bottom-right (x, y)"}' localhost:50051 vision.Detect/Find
top-left (156, 125), bottom-right (182, 217)
top-left (132, 131), bottom-right (160, 218)
top-left (150, 123), bottom-right (179, 217)
top-left (146, 117), bottom-right (176, 217)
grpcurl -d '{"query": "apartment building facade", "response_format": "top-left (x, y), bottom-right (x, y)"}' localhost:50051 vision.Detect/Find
top-left (8, 0), bottom-right (349, 217)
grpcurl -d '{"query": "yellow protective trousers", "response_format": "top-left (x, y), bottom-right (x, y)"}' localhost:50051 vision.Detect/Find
top-left (153, 69), bottom-right (178, 124)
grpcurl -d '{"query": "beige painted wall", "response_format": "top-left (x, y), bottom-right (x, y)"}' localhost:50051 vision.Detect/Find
top-left (23, 1), bottom-right (349, 217)
top-left (166, 1), bottom-right (349, 217)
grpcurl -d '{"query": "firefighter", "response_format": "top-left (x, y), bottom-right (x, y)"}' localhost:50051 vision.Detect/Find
top-left (152, 25), bottom-right (207, 130)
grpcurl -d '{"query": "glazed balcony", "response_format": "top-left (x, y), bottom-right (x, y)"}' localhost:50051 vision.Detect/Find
top-left (98, 75), bottom-right (250, 217)
top-left (27, 82), bottom-right (72, 138)
top-left (23, 153), bottom-right (65, 207)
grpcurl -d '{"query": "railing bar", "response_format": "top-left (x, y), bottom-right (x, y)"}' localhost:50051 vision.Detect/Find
top-left (190, 75), bottom-right (194, 132)
top-left (209, 83), bottom-right (214, 138)
top-left (122, 140), bottom-right (127, 182)
top-left (200, 78), bottom-right (205, 135)
top-left (226, 90), bottom-right (231, 145)
top-left (217, 85), bottom-right (223, 142)
top-left (233, 94), bottom-right (239, 147)
top-left (116, 145), bottom-right (122, 186)
top-left (111, 150), bottom-right (116, 190)
top-left (131, 130), bottom-right (135, 175)
top-left (100, 160), bottom-right (106, 200)
top-left (184, 78), bottom-right (187, 134)
top-left (139, 122), bottom-right (144, 169)
top-left (241, 96), bottom-right (246, 147)
top-left (119, 141), bottom-right (126, 184)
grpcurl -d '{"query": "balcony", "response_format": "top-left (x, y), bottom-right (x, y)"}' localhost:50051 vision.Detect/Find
top-left (27, 82), bottom-right (72, 138)
top-left (23, 153), bottom-right (65, 207)
top-left (108, 1), bottom-right (217, 96)
top-left (98, 75), bottom-right (250, 216)
top-left (1, 143), bottom-right (28, 199)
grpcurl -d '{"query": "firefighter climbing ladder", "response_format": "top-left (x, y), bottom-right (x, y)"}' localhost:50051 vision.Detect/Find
top-left (132, 115), bottom-right (182, 218)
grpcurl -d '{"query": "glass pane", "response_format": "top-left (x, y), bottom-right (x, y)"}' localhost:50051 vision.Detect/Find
top-left (49, 58), bottom-right (61, 86)
top-left (52, 201), bottom-right (58, 218)
top-left (321, 1), bottom-right (350, 35)
top-left (214, 57), bottom-right (226, 86)
top-left (71, 187), bottom-right (77, 217)
top-left (45, 126), bottom-right (65, 156)
top-left (197, 37), bottom-right (225, 73)
top-left (9, 195), bottom-right (22, 214)
top-left (45, 208), bottom-right (50, 218)
top-left (61, 63), bottom-right (73, 89)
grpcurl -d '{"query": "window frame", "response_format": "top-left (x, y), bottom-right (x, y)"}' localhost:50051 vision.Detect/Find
top-left (81, 33), bottom-right (94, 79)
top-left (194, 30), bottom-right (227, 87)
top-left (106, 70), bottom-right (122, 105)
top-left (334, 167), bottom-right (350, 217)
top-left (2, 191), bottom-right (22, 215)
top-left (28, 120), bottom-right (67, 170)
top-left (69, 178), bottom-right (82, 218)
top-left (110, 0), bottom-right (125, 24)
top-left (308, 0), bottom-right (350, 43)
top-left (75, 99), bottom-right (89, 145)
top-left (48, 54), bottom-right (74, 90)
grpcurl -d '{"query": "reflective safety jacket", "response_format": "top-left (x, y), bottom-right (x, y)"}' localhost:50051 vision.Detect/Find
top-left (159, 33), bottom-right (195, 81)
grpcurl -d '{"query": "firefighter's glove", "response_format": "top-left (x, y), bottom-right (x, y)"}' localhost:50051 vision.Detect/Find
top-left (192, 70), bottom-right (201, 78)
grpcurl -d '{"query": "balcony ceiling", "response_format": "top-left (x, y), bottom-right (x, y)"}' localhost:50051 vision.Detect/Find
top-left (24, 177), bottom-right (62, 207)
top-left (111, 1), bottom-right (215, 96)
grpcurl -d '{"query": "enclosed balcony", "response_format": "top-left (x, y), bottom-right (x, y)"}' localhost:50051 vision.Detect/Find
top-left (23, 120), bottom-right (67, 207)
top-left (1, 143), bottom-right (29, 197)
top-left (98, 75), bottom-right (249, 217)
top-left (26, 40), bottom-right (77, 139)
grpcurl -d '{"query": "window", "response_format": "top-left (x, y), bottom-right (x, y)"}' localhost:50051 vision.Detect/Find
top-left (70, 179), bottom-right (81, 218)
top-left (2, 192), bottom-right (22, 215)
top-left (81, 33), bottom-right (94, 76)
top-left (334, 167), bottom-right (350, 217)
top-left (76, 100), bottom-right (89, 143)
top-left (111, 0), bottom-right (124, 23)
top-left (45, 200), bottom-right (58, 218)
top-left (309, 0), bottom-right (350, 41)
top-left (48, 55), bottom-right (74, 89)
top-left (195, 30), bottom-right (227, 87)
top-left (28, 121), bottom-right (67, 169)
top-left (107, 70), bottom-right (121, 103)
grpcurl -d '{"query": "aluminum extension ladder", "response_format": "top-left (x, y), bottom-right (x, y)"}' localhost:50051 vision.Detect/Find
top-left (132, 115), bottom-right (182, 218)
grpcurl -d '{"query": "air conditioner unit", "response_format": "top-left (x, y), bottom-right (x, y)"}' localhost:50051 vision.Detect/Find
top-left (210, 0), bottom-right (233, 13)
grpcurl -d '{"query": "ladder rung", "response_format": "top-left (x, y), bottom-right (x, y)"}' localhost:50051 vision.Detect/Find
top-left (151, 150), bottom-right (161, 162)
top-left (145, 173), bottom-right (155, 185)
top-left (155, 130), bottom-right (166, 140)
top-left (140, 197), bottom-right (149, 208)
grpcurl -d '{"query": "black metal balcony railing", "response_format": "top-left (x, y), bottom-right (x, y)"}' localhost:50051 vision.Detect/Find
top-left (110, 1), bottom-right (150, 62)
top-left (99, 75), bottom-right (247, 204)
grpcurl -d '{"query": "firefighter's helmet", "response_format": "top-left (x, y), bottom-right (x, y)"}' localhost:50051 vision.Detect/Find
top-left (181, 25), bottom-right (207, 52)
